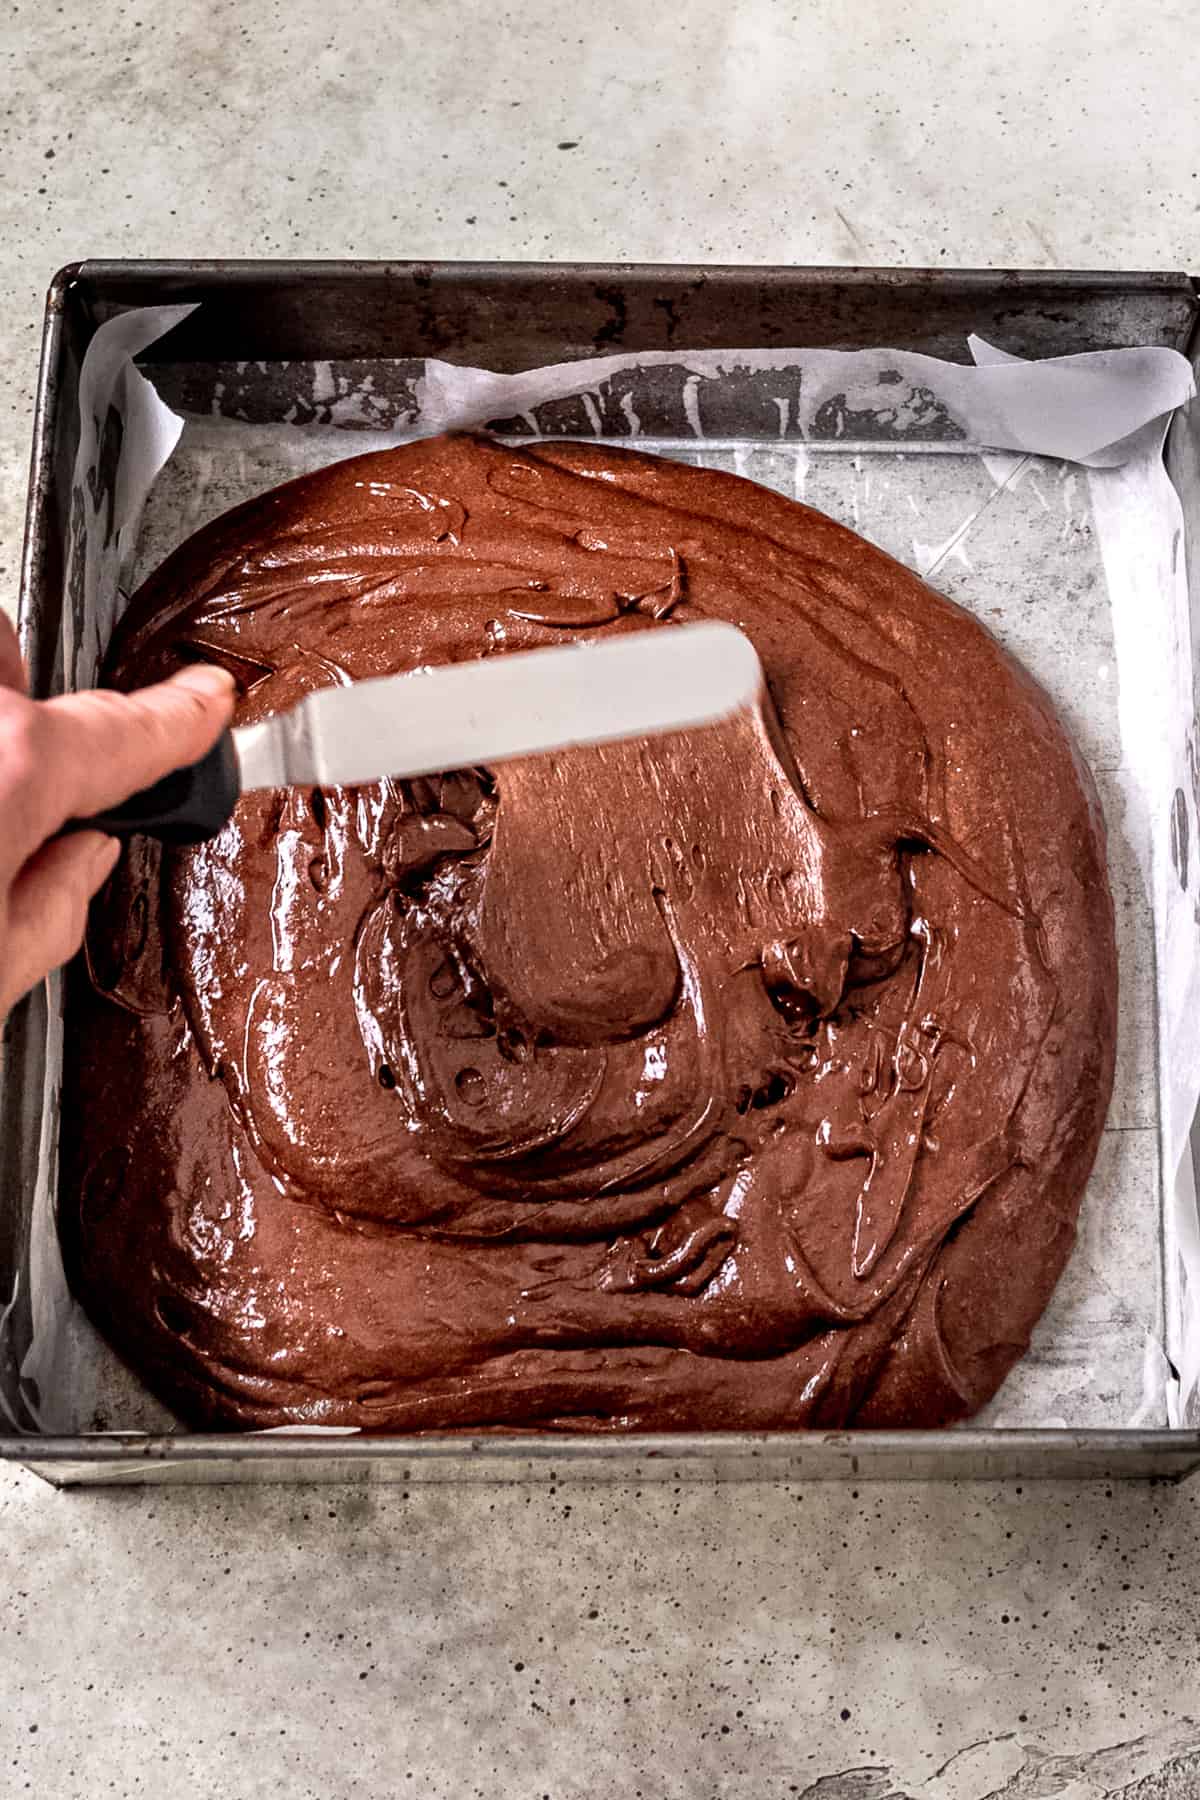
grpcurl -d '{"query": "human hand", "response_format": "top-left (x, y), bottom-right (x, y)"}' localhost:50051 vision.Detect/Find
top-left (0, 610), bottom-right (235, 1018)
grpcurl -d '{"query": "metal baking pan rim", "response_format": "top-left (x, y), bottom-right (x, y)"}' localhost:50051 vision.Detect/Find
top-left (6, 1428), bottom-right (1200, 1463)
top-left (61, 256), bottom-right (1196, 285)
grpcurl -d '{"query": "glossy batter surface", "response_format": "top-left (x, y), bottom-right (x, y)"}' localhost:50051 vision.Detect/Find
top-left (61, 432), bottom-right (1117, 1430)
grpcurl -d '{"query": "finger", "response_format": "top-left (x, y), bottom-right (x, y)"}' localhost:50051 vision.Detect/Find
top-left (0, 610), bottom-right (25, 692)
top-left (0, 831), bottom-right (121, 1015)
top-left (17, 663), bottom-right (236, 853)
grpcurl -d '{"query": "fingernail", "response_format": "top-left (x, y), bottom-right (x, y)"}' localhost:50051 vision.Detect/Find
top-left (172, 664), bottom-right (237, 700)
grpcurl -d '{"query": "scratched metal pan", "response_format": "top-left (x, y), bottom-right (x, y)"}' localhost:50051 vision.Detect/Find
top-left (4, 261), bottom-right (1200, 1486)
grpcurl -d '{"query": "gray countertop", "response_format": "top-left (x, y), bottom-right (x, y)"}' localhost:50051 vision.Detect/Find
top-left (2, 2), bottom-right (1200, 1794)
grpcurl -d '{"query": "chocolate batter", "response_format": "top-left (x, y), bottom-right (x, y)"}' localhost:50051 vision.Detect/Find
top-left (61, 431), bottom-right (1117, 1430)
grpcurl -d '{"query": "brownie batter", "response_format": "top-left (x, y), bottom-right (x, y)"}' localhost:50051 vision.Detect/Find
top-left (61, 431), bottom-right (1117, 1430)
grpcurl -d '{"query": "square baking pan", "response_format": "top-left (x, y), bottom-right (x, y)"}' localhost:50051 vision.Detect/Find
top-left (4, 259), bottom-right (1200, 1487)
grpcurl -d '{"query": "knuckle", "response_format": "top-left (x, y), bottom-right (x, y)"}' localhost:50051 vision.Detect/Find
top-left (0, 703), bottom-right (44, 792)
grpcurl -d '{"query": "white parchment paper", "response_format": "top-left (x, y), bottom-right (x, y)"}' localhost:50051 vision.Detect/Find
top-left (12, 307), bottom-right (195, 1433)
top-left (7, 310), bottom-right (1199, 1436)
top-left (415, 341), bottom-right (1191, 466)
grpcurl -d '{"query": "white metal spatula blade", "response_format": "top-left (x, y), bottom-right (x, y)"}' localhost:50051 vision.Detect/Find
top-left (233, 621), bottom-right (761, 791)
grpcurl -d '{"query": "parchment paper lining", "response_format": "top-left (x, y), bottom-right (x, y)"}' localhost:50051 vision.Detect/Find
top-left (5, 311), bottom-right (1197, 1435)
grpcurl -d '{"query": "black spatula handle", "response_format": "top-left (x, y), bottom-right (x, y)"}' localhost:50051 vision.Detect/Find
top-left (66, 731), bottom-right (241, 846)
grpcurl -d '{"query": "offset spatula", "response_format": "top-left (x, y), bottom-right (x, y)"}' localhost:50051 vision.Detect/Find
top-left (77, 621), bottom-right (763, 845)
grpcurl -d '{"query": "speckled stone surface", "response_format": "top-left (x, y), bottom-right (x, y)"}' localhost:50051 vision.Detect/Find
top-left (3, 0), bottom-right (1200, 1793)
top-left (2, 1470), bottom-right (1200, 1798)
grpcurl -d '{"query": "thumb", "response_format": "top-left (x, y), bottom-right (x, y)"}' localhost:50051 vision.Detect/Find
top-left (24, 663), bottom-right (237, 852)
